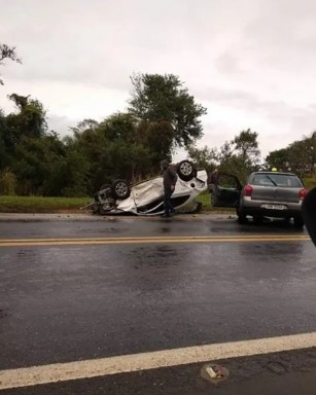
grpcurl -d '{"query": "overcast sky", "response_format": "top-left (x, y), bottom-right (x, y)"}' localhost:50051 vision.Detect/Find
top-left (1, 0), bottom-right (316, 161)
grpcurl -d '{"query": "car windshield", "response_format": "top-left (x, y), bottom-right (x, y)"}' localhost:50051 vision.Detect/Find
top-left (252, 174), bottom-right (303, 188)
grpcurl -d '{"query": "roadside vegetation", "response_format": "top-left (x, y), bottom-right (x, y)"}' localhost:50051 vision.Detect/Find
top-left (0, 196), bottom-right (90, 213)
top-left (0, 43), bottom-right (315, 213)
top-left (0, 193), bottom-right (217, 214)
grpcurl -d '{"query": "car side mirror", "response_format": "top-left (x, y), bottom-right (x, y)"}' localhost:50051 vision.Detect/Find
top-left (302, 187), bottom-right (316, 247)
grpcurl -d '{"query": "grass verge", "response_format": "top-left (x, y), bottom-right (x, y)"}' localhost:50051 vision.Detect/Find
top-left (0, 193), bottom-right (233, 214)
top-left (196, 192), bottom-right (235, 214)
top-left (0, 196), bottom-right (91, 213)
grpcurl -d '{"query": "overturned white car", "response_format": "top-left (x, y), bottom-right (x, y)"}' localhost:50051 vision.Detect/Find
top-left (82, 160), bottom-right (208, 216)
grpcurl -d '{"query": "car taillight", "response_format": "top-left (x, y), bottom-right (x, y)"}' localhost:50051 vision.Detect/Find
top-left (299, 188), bottom-right (308, 200)
top-left (243, 185), bottom-right (253, 197)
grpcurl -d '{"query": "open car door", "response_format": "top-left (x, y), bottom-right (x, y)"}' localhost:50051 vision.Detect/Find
top-left (211, 173), bottom-right (242, 208)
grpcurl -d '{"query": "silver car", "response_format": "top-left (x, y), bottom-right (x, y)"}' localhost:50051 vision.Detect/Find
top-left (211, 171), bottom-right (308, 227)
top-left (82, 161), bottom-right (208, 216)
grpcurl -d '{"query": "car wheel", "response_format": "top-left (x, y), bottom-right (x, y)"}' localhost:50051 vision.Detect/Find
top-left (176, 160), bottom-right (196, 181)
top-left (236, 207), bottom-right (247, 224)
top-left (294, 215), bottom-right (304, 229)
top-left (253, 215), bottom-right (263, 224)
top-left (111, 179), bottom-right (130, 200)
top-left (283, 217), bottom-right (291, 226)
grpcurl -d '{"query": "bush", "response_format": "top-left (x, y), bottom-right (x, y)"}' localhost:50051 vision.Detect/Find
top-left (0, 169), bottom-right (17, 195)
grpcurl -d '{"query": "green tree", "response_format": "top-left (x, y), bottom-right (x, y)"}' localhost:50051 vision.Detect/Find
top-left (7, 94), bottom-right (47, 139)
top-left (11, 133), bottom-right (66, 195)
top-left (0, 94), bottom-right (48, 188)
top-left (65, 115), bottom-right (151, 192)
top-left (128, 73), bottom-right (207, 148)
top-left (265, 148), bottom-right (290, 171)
top-left (187, 145), bottom-right (218, 171)
top-left (213, 131), bottom-right (260, 184)
top-left (0, 168), bottom-right (17, 195)
top-left (98, 113), bottom-right (173, 179)
top-left (0, 109), bottom-right (10, 169)
top-left (142, 120), bottom-right (174, 167)
top-left (266, 133), bottom-right (316, 177)
top-left (287, 139), bottom-right (313, 176)
top-left (99, 113), bottom-right (137, 142)
top-left (57, 149), bottom-right (90, 197)
top-left (67, 122), bottom-right (108, 192)
top-left (231, 129), bottom-right (260, 166)
top-left (0, 44), bottom-right (21, 85)
top-left (305, 131), bottom-right (316, 174)
top-left (229, 129), bottom-right (260, 181)
top-left (218, 142), bottom-right (233, 165)
top-left (215, 142), bottom-right (245, 182)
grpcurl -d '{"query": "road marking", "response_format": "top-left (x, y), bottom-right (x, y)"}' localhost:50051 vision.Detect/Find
top-left (0, 234), bottom-right (308, 242)
top-left (0, 234), bottom-right (310, 247)
top-left (1, 332), bottom-right (316, 389)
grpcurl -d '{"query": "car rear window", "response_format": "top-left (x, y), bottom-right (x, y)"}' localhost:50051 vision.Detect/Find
top-left (252, 174), bottom-right (303, 188)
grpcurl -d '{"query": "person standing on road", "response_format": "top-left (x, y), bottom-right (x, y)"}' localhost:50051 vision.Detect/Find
top-left (160, 160), bottom-right (178, 218)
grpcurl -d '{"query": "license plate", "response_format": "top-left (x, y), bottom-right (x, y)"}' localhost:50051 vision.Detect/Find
top-left (261, 204), bottom-right (287, 210)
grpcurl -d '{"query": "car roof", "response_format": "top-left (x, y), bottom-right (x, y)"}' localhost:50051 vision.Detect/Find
top-left (251, 171), bottom-right (298, 176)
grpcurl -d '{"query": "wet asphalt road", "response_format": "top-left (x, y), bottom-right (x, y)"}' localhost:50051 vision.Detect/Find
top-left (1, 215), bottom-right (316, 394)
top-left (0, 214), bottom-right (306, 239)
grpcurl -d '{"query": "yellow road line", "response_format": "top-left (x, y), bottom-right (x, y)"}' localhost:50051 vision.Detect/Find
top-left (0, 234), bottom-right (308, 242)
top-left (1, 331), bottom-right (316, 390)
top-left (0, 235), bottom-right (310, 247)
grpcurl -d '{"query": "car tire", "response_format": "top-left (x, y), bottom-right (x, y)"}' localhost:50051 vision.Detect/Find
top-left (111, 179), bottom-right (130, 200)
top-left (236, 207), bottom-right (247, 224)
top-left (253, 215), bottom-right (263, 224)
top-left (176, 160), bottom-right (196, 181)
top-left (294, 215), bottom-right (304, 229)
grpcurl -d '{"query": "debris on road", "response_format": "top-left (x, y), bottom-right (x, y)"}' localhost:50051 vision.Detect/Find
top-left (201, 363), bottom-right (229, 384)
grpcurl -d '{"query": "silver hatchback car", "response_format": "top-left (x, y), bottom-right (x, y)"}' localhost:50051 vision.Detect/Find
top-left (211, 171), bottom-right (308, 227)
